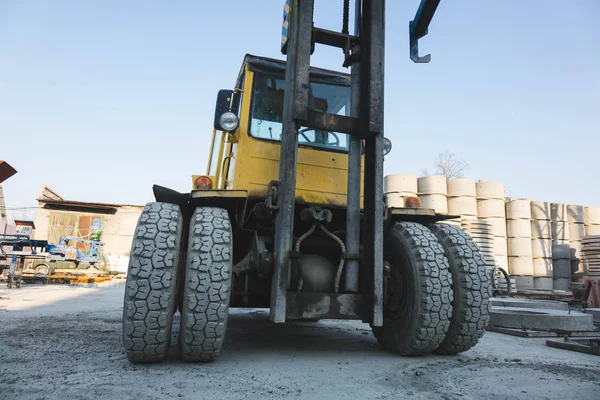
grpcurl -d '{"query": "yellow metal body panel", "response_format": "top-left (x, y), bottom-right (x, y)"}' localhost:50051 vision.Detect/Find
top-left (205, 66), bottom-right (363, 207)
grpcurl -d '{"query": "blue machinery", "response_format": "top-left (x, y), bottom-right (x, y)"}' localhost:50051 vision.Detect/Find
top-left (0, 235), bottom-right (104, 288)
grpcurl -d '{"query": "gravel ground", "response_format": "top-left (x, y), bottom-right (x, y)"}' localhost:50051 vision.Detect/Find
top-left (0, 283), bottom-right (599, 400)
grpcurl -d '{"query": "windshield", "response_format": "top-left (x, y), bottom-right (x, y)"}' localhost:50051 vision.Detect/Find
top-left (250, 72), bottom-right (351, 151)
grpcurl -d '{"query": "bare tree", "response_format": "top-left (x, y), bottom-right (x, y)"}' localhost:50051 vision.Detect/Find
top-left (421, 150), bottom-right (470, 179)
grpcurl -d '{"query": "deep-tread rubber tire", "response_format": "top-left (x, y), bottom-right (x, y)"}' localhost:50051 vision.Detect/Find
top-left (180, 207), bottom-right (233, 362)
top-left (122, 202), bottom-right (183, 364)
top-left (430, 223), bottom-right (491, 355)
top-left (373, 222), bottom-right (453, 356)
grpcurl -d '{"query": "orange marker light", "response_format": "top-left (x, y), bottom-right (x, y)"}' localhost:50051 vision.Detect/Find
top-left (405, 197), bottom-right (421, 208)
top-left (194, 176), bottom-right (213, 190)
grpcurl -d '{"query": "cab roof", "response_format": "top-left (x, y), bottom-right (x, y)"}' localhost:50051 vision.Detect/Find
top-left (237, 54), bottom-right (351, 87)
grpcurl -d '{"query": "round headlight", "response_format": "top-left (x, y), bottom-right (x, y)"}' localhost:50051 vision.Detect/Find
top-left (219, 112), bottom-right (239, 132)
top-left (383, 137), bottom-right (392, 156)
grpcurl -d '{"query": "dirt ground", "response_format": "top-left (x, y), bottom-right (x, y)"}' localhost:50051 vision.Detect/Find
top-left (0, 283), bottom-right (598, 400)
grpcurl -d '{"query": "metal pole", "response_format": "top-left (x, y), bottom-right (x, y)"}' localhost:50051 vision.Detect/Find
top-left (344, 0), bottom-right (362, 293)
top-left (360, 0), bottom-right (385, 327)
top-left (271, 0), bottom-right (314, 323)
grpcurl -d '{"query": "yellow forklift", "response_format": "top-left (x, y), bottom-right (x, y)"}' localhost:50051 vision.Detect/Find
top-left (123, 0), bottom-right (491, 363)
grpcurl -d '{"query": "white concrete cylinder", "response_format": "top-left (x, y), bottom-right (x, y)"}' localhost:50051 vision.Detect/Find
top-left (494, 236), bottom-right (508, 255)
top-left (551, 203), bottom-right (567, 222)
top-left (384, 174), bottom-right (418, 195)
top-left (447, 178), bottom-right (476, 197)
top-left (584, 206), bottom-right (600, 224)
top-left (531, 201), bottom-right (551, 220)
top-left (475, 181), bottom-right (505, 199)
top-left (447, 196), bottom-right (477, 216)
top-left (532, 238), bottom-right (552, 258)
top-left (507, 219), bottom-right (532, 238)
top-left (531, 219), bottom-right (552, 239)
top-left (477, 199), bottom-right (506, 218)
top-left (567, 205), bottom-right (585, 223)
top-left (420, 194), bottom-right (448, 214)
top-left (385, 193), bottom-right (407, 208)
top-left (551, 221), bottom-right (569, 242)
top-left (506, 199), bottom-right (532, 220)
top-left (508, 237), bottom-right (533, 257)
top-left (417, 176), bottom-right (447, 195)
top-left (532, 258), bottom-right (553, 277)
top-left (479, 217), bottom-right (507, 237)
top-left (570, 240), bottom-right (582, 259)
top-left (495, 255), bottom-right (509, 271)
top-left (568, 223), bottom-right (585, 242)
top-left (508, 256), bottom-right (534, 276)
top-left (533, 277), bottom-right (553, 290)
top-left (584, 224), bottom-right (600, 236)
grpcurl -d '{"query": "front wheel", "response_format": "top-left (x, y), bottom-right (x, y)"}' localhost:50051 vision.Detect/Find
top-left (179, 207), bottom-right (233, 362)
top-left (373, 222), bottom-right (453, 356)
top-left (122, 202), bottom-right (183, 363)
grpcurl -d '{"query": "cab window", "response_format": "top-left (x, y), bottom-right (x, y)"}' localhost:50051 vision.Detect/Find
top-left (249, 72), bottom-right (350, 151)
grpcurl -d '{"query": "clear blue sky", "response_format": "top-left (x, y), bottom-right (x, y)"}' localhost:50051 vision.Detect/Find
top-left (1, 0), bottom-right (599, 219)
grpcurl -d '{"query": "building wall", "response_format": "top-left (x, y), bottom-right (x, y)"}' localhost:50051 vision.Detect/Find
top-left (34, 203), bottom-right (143, 266)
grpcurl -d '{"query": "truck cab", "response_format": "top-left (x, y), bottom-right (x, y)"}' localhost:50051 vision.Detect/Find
top-left (198, 54), bottom-right (371, 207)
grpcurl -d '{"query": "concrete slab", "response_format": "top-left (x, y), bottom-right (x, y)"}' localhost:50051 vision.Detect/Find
top-left (491, 297), bottom-right (569, 311)
top-left (490, 307), bottom-right (595, 331)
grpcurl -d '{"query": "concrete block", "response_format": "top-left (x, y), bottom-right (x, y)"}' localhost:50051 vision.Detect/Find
top-left (491, 298), bottom-right (569, 311)
top-left (489, 307), bottom-right (595, 331)
top-left (584, 308), bottom-right (600, 323)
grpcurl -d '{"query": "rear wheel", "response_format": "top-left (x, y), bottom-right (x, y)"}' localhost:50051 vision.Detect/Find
top-left (430, 224), bottom-right (491, 355)
top-left (180, 207), bottom-right (233, 362)
top-left (122, 202), bottom-right (183, 363)
top-left (373, 222), bottom-right (453, 356)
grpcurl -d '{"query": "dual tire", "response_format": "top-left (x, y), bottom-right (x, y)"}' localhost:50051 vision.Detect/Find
top-left (123, 203), bottom-right (232, 363)
top-left (373, 222), bottom-right (491, 356)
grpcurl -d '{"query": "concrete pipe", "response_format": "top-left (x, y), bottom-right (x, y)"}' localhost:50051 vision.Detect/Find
top-left (533, 258), bottom-right (553, 277)
top-left (550, 203), bottom-right (567, 222)
top-left (552, 243), bottom-right (571, 260)
top-left (584, 224), bottom-right (600, 236)
top-left (513, 275), bottom-right (534, 289)
top-left (508, 256), bottom-right (534, 276)
top-left (495, 255), bottom-right (509, 271)
top-left (419, 194), bottom-right (448, 214)
top-left (447, 196), bottom-right (477, 216)
top-left (507, 219), bottom-right (532, 238)
top-left (477, 199), bottom-right (506, 218)
top-left (569, 240), bottom-right (582, 259)
top-left (531, 219), bottom-right (552, 239)
top-left (417, 176), bottom-right (447, 195)
top-left (568, 223), bottom-right (585, 242)
top-left (553, 278), bottom-right (570, 291)
top-left (552, 258), bottom-right (571, 278)
top-left (533, 277), bottom-right (553, 290)
top-left (567, 205), bottom-right (585, 224)
top-left (532, 238), bottom-right (552, 259)
top-left (385, 193), bottom-right (409, 208)
top-left (508, 237), bottom-right (533, 257)
top-left (494, 236), bottom-right (508, 255)
top-left (531, 201), bottom-right (551, 220)
top-left (384, 174), bottom-right (418, 195)
top-left (475, 181), bottom-right (505, 200)
top-left (551, 221), bottom-right (569, 242)
top-left (479, 217), bottom-right (507, 237)
top-left (506, 199), bottom-right (532, 220)
top-left (447, 178), bottom-right (476, 197)
top-left (584, 206), bottom-right (600, 224)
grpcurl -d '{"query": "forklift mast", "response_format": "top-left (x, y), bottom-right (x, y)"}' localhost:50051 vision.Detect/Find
top-left (271, 0), bottom-right (441, 324)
